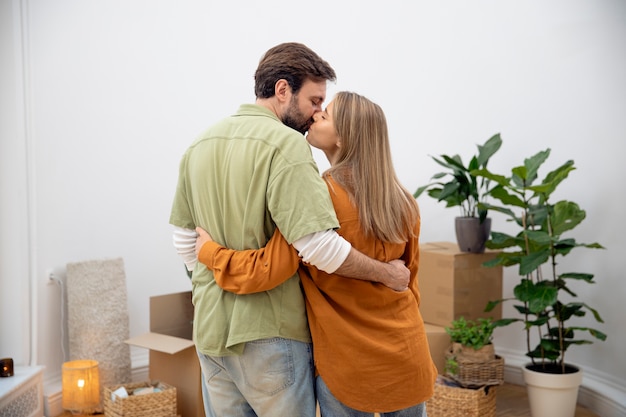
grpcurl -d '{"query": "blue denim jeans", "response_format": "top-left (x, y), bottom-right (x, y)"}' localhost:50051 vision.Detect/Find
top-left (316, 376), bottom-right (428, 417)
top-left (196, 338), bottom-right (316, 417)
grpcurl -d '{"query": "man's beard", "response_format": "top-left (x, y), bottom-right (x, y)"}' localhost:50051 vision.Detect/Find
top-left (281, 96), bottom-right (312, 134)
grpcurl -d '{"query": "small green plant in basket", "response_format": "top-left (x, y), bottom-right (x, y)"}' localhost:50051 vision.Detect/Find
top-left (444, 317), bottom-right (499, 380)
top-left (445, 316), bottom-right (495, 351)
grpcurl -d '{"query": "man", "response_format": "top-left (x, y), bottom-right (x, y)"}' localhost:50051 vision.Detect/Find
top-left (170, 42), bottom-right (409, 417)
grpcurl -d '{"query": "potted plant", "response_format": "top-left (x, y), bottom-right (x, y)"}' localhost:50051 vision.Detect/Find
top-left (414, 133), bottom-right (502, 253)
top-left (474, 148), bottom-right (607, 417)
top-left (446, 316), bottom-right (496, 353)
top-left (444, 317), bottom-right (504, 388)
top-left (429, 316), bottom-right (500, 417)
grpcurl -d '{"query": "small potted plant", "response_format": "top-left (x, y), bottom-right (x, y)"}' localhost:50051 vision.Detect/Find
top-left (428, 316), bottom-right (501, 416)
top-left (474, 148), bottom-right (607, 417)
top-left (446, 316), bottom-right (496, 353)
top-left (414, 133), bottom-right (502, 253)
top-left (444, 317), bottom-right (504, 388)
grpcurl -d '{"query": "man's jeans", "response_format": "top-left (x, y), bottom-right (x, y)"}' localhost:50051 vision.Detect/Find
top-left (197, 338), bottom-right (315, 417)
top-left (316, 376), bottom-right (428, 417)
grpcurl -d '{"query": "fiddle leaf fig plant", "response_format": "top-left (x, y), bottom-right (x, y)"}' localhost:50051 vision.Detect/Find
top-left (414, 133), bottom-right (502, 222)
top-left (474, 148), bottom-right (607, 374)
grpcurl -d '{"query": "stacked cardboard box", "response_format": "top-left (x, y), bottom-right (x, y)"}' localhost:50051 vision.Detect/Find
top-left (419, 242), bottom-right (503, 374)
top-left (419, 242), bottom-right (503, 327)
top-left (424, 323), bottom-right (451, 375)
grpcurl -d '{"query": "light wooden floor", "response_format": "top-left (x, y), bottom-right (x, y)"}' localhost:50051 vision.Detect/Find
top-left (58, 383), bottom-right (599, 417)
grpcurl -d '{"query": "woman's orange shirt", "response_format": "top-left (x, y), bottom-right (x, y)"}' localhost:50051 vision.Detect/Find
top-left (198, 176), bottom-right (437, 412)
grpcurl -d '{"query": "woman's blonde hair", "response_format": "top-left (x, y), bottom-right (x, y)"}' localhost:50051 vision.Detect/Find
top-left (325, 91), bottom-right (419, 243)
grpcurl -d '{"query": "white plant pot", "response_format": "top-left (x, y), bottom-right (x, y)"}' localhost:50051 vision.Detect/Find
top-left (522, 363), bottom-right (582, 417)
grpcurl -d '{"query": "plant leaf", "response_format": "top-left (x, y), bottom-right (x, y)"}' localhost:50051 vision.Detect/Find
top-left (523, 149), bottom-right (551, 185)
top-left (519, 249), bottom-right (550, 275)
top-left (476, 133), bottom-right (503, 167)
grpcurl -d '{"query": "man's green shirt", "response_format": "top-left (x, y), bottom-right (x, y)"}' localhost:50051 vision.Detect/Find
top-left (170, 104), bottom-right (339, 355)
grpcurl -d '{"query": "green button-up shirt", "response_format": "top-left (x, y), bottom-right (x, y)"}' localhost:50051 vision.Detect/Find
top-left (170, 104), bottom-right (339, 355)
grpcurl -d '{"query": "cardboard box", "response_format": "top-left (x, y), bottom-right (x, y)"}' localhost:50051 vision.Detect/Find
top-left (425, 323), bottom-right (451, 375)
top-left (419, 242), bottom-right (502, 327)
top-left (126, 291), bottom-right (204, 417)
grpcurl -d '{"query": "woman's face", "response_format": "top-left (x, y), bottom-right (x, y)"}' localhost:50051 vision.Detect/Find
top-left (306, 100), bottom-right (341, 164)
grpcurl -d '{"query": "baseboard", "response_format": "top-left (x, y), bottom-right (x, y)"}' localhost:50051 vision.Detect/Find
top-left (44, 390), bottom-right (62, 417)
top-left (131, 364), bottom-right (149, 382)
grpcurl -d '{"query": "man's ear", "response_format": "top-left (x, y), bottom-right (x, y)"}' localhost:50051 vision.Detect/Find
top-left (275, 79), bottom-right (291, 103)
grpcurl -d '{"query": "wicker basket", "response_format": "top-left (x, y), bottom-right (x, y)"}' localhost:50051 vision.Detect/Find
top-left (104, 381), bottom-right (177, 417)
top-left (427, 377), bottom-right (497, 417)
top-left (445, 347), bottom-right (505, 388)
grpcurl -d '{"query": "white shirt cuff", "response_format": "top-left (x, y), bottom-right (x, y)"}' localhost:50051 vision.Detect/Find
top-left (292, 230), bottom-right (351, 273)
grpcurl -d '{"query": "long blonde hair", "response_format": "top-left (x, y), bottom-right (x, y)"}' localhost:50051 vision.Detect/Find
top-left (325, 91), bottom-right (419, 243)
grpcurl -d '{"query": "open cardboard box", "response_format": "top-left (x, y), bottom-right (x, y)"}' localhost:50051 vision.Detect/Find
top-left (126, 291), bottom-right (204, 417)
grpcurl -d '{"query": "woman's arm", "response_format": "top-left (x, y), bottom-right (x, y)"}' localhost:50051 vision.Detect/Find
top-left (196, 227), bottom-right (300, 294)
top-left (196, 222), bottom-right (412, 294)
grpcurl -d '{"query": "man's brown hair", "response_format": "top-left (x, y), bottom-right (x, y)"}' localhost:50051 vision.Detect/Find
top-left (254, 42), bottom-right (336, 99)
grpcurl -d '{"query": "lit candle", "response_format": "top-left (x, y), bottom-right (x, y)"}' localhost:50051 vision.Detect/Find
top-left (0, 358), bottom-right (13, 377)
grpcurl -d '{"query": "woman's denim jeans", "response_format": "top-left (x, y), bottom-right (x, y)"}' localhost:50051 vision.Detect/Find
top-left (316, 376), bottom-right (428, 417)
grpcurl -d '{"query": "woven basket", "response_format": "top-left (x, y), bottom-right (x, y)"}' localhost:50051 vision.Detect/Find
top-left (104, 381), bottom-right (177, 417)
top-left (446, 354), bottom-right (505, 387)
top-left (445, 345), bottom-right (505, 388)
top-left (427, 378), bottom-right (497, 417)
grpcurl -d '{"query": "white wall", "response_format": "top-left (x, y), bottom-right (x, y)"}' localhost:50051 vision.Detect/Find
top-left (1, 0), bottom-right (625, 413)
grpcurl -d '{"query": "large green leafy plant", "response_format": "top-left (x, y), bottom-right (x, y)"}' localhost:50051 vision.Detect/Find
top-left (414, 133), bottom-right (502, 222)
top-left (474, 149), bottom-right (606, 373)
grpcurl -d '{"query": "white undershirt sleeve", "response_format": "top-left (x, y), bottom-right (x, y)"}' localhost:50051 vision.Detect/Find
top-left (292, 229), bottom-right (352, 273)
top-left (172, 226), bottom-right (198, 271)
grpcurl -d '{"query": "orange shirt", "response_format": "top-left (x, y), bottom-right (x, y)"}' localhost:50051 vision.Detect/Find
top-left (198, 176), bottom-right (437, 412)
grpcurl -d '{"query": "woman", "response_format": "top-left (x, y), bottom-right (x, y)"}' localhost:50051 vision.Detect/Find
top-left (196, 91), bottom-right (437, 416)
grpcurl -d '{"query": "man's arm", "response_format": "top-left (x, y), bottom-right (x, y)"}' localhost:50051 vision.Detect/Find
top-left (292, 230), bottom-right (409, 291)
top-left (172, 226), bottom-right (198, 274)
top-left (335, 248), bottom-right (410, 291)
